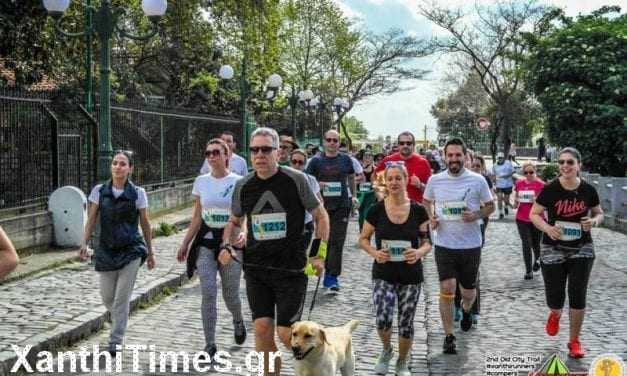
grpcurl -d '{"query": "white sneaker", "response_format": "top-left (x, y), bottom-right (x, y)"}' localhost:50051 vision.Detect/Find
top-left (374, 347), bottom-right (393, 374)
top-left (395, 358), bottom-right (411, 376)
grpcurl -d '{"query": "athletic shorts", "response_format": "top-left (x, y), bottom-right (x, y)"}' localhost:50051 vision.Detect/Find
top-left (496, 187), bottom-right (513, 195)
top-left (434, 246), bottom-right (481, 289)
top-left (245, 273), bottom-right (307, 327)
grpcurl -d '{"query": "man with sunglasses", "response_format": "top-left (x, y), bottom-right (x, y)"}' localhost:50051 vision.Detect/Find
top-left (199, 131), bottom-right (249, 176)
top-left (306, 129), bottom-right (356, 293)
top-left (278, 134), bottom-right (298, 166)
top-left (374, 131), bottom-right (432, 203)
top-left (492, 152), bottom-right (515, 219)
top-left (221, 127), bottom-right (329, 375)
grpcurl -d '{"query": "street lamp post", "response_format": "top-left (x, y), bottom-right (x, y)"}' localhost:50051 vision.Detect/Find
top-left (43, 0), bottom-right (167, 182)
top-left (333, 96), bottom-right (350, 140)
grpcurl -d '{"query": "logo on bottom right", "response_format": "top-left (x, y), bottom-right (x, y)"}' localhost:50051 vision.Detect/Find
top-left (589, 354), bottom-right (625, 376)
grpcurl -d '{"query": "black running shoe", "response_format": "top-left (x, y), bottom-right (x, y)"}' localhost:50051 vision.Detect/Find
top-left (532, 261), bottom-right (541, 272)
top-left (460, 309), bottom-right (473, 332)
top-left (199, 344), bottom-right (217, 362)
top-left (234, 320), bottom-right (247, 345)
top-left (524, 272), bottom-right (533, 280)
top-left (504, 207), bottom-right (509, 215)
top-left (443, 334), bottom-right (457, 354)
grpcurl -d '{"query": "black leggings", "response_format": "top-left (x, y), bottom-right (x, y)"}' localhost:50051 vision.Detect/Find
top-left (516, 220), bottom-right (541, 273)
top-left (541, 256), bottom-right (594, 310)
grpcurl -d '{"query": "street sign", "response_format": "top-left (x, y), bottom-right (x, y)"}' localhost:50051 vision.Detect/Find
top-left (478, 117), bottom-right (490, 130)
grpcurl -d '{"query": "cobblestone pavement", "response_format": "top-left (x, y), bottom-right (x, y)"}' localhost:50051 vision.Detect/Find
top-left (5, 214), bottom-right (627, 375)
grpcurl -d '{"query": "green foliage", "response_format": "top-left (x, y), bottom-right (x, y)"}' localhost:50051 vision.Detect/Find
top-left (522, 6), bottom-right (626, 176)
top-left (154, 222), bottom-right (179, 237)
top-left (343, 116), bottom-right (369, 140)
top-left (539, 163), bottom-right (559, 182)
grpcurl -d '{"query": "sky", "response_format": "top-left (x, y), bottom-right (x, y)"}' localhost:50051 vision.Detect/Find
top-left (335, 0), bottom-right (626, 141)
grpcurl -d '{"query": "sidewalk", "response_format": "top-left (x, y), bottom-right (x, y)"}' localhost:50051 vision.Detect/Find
top-left (0, 207), bottom-right (193, 376)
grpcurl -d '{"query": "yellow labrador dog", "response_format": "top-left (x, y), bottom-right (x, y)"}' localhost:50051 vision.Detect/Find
top-left (291, 319), bottom-right (360, 376)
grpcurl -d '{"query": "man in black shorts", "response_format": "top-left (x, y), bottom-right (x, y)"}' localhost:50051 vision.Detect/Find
top-left (222, 127), bottom-right (329, 375)
top-left (423, 138), bottom-right (494, 354)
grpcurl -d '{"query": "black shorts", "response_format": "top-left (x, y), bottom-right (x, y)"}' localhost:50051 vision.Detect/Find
top-left (496, 187), bottom-right (513, 195)
top-left (245, 273), bottom-right (307, 327)
top-left (434, 246), bottom-right (481, 289)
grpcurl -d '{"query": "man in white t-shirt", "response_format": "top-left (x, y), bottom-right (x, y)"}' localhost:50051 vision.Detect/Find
top-left (200, 131), bottom-right (248, 176)
top-left (492, 152), bottom-right (515, 219)
top-left (423, 137), bottom-right (494, 355)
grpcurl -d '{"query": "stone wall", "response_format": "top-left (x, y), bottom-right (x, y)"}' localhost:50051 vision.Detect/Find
top-left (581, 173), bottom-right (627, 234)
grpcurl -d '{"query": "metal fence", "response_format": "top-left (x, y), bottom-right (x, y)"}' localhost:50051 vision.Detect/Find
top-left (0, 88), bottom-right (242, 211)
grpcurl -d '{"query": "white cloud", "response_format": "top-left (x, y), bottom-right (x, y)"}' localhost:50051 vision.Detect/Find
top-left (332, 0), bottom-right (365, 20)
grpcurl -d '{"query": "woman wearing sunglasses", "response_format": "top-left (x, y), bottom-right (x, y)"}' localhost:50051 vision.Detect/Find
top-left (176, 139), bottom-right (247, 357)
top-left (513, 162), bottom-right (545, 280)
top-left (79, 150), bottom-right (155, 355)
top-left (290, 149), bottom-right (324, 249)
top-left (529, 147), bottom-right (603, 358)
top-left (359, 163), bottom-right (431, 376)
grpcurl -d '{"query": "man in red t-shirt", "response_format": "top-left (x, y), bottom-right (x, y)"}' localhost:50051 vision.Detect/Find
top-left (373, 131), bottom-right (432, 202)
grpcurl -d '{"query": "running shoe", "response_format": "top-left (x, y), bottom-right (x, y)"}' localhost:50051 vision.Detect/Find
top-left (234, 320), bottom-right (247, 345)
top-left (454, 306), bottom-right (462, 322)
top-left (460, 309), bottom-right (473, 332)
top-left (499, 213), bottom-right (504, 220)
top-left (524, 272), bottom-right (533, 280)
top-left (374, 347), bottom-right (393, 374)
top-left (323, 274), bottom-right (334, 289)
top-left (567, 339), bottom-right (585, 358)
top-left (198, 344), bottom-right (217, 362)
top-left (443, 334), bottom-right (457, 354)
top-left (472, 314), bottom-right (479, 329)
top-left (532, 261), bottom-right (541, 272)
top-left (395, 358), bottom-right (411, 376)
top-left (545, 311), bottom-right (560, 336)
top-left (504, 206), bottom-right (509, 215)
top-left (107, 343), bottom-right (121, 357)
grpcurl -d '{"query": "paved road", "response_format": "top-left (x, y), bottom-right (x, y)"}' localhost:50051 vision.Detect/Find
top-left (6, 215), bottom-right (627, 375)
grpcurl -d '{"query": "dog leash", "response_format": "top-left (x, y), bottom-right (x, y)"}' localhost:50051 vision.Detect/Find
top-left (223, 246), bottom-right (323, 319)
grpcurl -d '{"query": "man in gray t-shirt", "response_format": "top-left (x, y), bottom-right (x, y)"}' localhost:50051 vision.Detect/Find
top-left (423, 138), bottom-right (494, 355)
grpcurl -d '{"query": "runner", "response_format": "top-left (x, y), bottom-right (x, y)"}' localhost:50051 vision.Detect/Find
top-left (176, 138), bottom-right (247, 358)
top-left (0, 226), bottom-right (18, 279)
top-left (513, 162), bottom-right (545, 280)
top-left (290, 149), bottom-right (324, 250)
top-left (423, 138), bottom-right (494, 354)
top-left (492, 152), bottom-right (515, 219)
top-left (374, 132), bottom-right (431, 203)
top-left (200, 131), bottom-right (248, 176)
top-left (79, 150), bottom-right (156, 355)
top-left (362, 151), bottom-right (375, 182)
top-left (359, 163), bottom-right (431, 376)
top-left (278, 134), bottom-right (298, 166)
top-left (529, 147), bottom-right (603, 359)
top-left (306, 129), bottom-right (356, 293)
top-left (221, 127), bottom-right (329, 375)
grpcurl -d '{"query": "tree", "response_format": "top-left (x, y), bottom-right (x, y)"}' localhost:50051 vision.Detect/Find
top-left (521, 6), bottom-right (626, 176)
top-left (342, 115), bottom-right (369, 140)
top-left (419, 0), bottom-right (548, 159)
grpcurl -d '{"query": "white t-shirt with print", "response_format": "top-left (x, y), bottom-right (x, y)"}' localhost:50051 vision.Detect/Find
top-left (424, 168), bottom-right (493, 249)
top-left (88, 184), bottom-right (148, 209)
top-left (192, 172), bottom-right (241, 239)
top-left (200, 153), bottom-right (248, 176)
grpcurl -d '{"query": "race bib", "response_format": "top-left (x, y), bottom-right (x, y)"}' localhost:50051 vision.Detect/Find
top-left (382, 240), bottom-right (412, 262)
top-left (518, 190), bottom-right (535, 203)
top-left (436, 201), bottom-right (466, 221)
top-left (202, 208), bottom-right (230, 228)
top-left (555, 221), bottom-right (582, 241)
top-left (252, 212), bottom-right (287, 241)
top-left (359, 182), bottom-right (372, 192)
top-left (322, 182), bottom-right (342, 197)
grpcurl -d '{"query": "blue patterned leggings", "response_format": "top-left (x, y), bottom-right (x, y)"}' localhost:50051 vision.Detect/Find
top-left (372, 279), bottom-right (421, 338)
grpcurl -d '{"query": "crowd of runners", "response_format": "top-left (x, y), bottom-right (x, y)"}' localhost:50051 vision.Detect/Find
top-left (31, 126), bottom-right (602, 375)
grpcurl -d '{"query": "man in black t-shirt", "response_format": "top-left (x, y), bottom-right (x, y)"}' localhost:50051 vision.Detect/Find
top-left (306, 129), bottom-right (356, 293)
top-left (222, 127), bottom-right (329, 375)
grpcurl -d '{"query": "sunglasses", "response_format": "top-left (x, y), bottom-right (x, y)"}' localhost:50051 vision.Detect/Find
top-left (398, 141), bottom-right (414, 146)
top-left (204, 149), bottom-right (222, 157)
top-left (557, 159), bottom-right (576, 166)
top-left (249, 146), bottom-right (275, 155)
top-left (291, 159), bottom-right (305, 165)
top-left (524, 170), bottom-right (535, 175)
top-left (325, 138), bottom-right (339, 143)
top-left (385, 160), bottom-right (405, 167)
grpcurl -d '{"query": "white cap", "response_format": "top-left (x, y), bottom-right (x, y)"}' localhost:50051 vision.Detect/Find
top-left (497, 152), bottom-right (504, 158)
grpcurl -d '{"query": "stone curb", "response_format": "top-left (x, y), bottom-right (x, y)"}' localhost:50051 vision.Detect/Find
top-left (0, 270), bottom-right (189, 376)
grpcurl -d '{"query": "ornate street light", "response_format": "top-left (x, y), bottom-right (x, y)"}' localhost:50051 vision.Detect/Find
top-left (43, 0), bottom-right (167, 181)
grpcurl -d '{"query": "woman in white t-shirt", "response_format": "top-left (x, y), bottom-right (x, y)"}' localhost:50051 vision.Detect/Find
top-left (176, 139), bottom-right (247, 358)
top-left (79, 150), bottom-right (155, 355)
